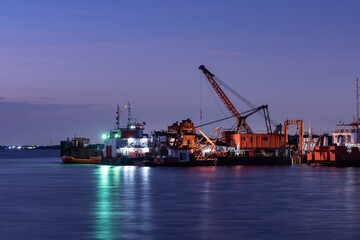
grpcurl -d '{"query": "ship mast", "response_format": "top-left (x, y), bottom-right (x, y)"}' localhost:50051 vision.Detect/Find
top-left (116, 104), bottom-right (121, 129)
top-left (126, 101), bottom-right (133, 128)
top-left (355, 78), bottom-right (359, 123)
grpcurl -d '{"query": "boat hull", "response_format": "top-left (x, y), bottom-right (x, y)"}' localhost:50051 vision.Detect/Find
top-left (61, 156), bottom-right (101, 164)
top-left (101, 156), bottom-right (148, 165)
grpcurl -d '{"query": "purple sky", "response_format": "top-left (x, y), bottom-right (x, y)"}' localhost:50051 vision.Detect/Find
top-left (1, 0), bottom-right (360, 145)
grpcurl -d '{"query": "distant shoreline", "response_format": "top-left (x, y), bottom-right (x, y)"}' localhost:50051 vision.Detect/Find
top-left (0, 145), bottom-right (60, 150)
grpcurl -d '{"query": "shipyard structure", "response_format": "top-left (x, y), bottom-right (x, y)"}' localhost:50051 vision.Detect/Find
top-left (99, 65), bottom-right (295, 166)
top-left (60, 66), bottom-right (360, 167)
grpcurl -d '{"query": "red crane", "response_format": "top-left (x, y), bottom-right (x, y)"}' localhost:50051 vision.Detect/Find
top-left (199, 65), bottom-right (253, 134)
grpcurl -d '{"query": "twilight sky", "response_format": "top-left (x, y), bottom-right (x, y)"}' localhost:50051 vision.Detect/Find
top-left (1, 0), bottom-right (360, 145)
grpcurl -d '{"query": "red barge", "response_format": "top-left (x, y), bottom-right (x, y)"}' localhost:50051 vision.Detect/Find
top-left (61, 156), bottom-right (102, 164)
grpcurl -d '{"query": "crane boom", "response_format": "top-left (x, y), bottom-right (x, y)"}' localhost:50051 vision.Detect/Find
top-left (199, 65), bottom-right (253, 134)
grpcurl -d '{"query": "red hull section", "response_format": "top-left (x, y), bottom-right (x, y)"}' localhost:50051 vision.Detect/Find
top-left (307, 146), bottom-right (360, 166)
top-left (61, 156), bottom-right (101, 164)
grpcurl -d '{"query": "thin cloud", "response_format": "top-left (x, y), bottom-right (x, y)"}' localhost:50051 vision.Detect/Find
top-left (0, 98), bottom-right (97, 112)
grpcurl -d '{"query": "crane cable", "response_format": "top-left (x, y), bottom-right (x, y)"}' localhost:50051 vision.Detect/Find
top-left (204, 75), bottom-right (235, 128)
top-left (214, 75), bottom-right (279, 127)
top-left (200, 71), bottom-right (202, 125)
top-left (195, 107), bottom-right (265, 129)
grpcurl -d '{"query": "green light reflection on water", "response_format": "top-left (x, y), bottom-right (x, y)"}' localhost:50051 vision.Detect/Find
top-left (113, 166), bottom-right (122, 186)
top-left (93, 165), bottom-right (152, 239)
top-left (94, 165), bottom-right (122, 240)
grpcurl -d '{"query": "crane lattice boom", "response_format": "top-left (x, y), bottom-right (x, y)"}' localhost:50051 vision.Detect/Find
top-left (199, 65), bottom-right (253, 134)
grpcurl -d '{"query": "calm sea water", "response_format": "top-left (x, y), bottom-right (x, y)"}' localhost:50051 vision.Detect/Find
top-left (1, 149), bottom-right (360, 240)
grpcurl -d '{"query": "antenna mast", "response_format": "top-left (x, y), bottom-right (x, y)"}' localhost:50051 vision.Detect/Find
top-left (116, 104), bottom-right (121, 129)
top-left (126, 101), bottom-right (132, 128)
top-left (356, 78), bottom-right (359, 123)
